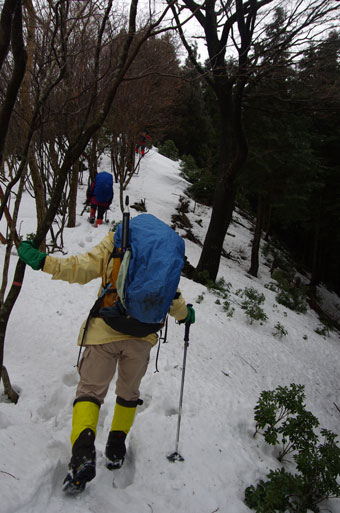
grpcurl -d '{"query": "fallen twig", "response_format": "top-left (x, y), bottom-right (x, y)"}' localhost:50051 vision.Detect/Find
top-left (235, 353), bottom-right (257, 373)
top-left (0, 470), bottom-right (18, 479)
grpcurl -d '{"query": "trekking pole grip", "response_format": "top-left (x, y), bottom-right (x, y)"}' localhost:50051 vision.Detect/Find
top-left (184, 303), bottom-right (193, 343)
top-left (184, 323), bottom-right (190, 344)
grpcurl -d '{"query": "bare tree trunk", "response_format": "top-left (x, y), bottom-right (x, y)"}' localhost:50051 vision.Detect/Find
top-left (195, 79), bottom-right (248, 281)
top-left (0, 260), bottom-right (26, 394)
top-left (1, 365), bottom-right (19, 403)
top-left (0, 169), bottom-right (26, 305)
top-left (310, 204), bottom-right (321, 288)
top-left (0, 0), bottom-right (27, 167)
top-left (21, 0), bottom-right (47, 247)
top-left (88, 136), bottom-right (98, 181)
top-left (67, 161), bottom-right (79, 227)
top-left (28, 148), bottom-right (46, 241)
top-left (0, 0), bottom-right (18, 69)
top-left (264, 204), bottom-right (272, 241)
top-left (248, 194), bottom-right (265, 277)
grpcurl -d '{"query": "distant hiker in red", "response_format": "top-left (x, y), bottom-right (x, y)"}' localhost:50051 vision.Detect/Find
top-left (135, 132), bottom-right (151, 157)
top-left (86, 171), bottom-right (114, 227)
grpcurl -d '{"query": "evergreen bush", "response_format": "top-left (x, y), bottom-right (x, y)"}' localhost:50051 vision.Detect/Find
top-left (272, 322), bottom-right (288, 339)
top-left (272, 269), bottom-right (308, 314)
top-left (239, 287), bottom-right (268, 324)
top-left (187, 170), bottom-right (216, 205)
top-left (246, 384), bottom-right (340, 513)
top-left (276, 289), bottom-right (308, 314)
top-left (158, 140), bottom-right (179, 161)
top-left (179, 153), bottom-right (216, 205)
top-left (180, 154), bottom-right (200, 181)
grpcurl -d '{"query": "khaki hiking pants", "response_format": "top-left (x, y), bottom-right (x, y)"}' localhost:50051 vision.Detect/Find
top-left (76, 339), bottom-right (152, 404)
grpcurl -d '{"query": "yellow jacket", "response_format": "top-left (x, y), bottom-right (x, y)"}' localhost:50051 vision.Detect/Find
top-left (43, 232), bottom-right (187, 346)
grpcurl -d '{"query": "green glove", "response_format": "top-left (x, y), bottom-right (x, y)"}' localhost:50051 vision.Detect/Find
top-left (179, 304), bottom-right (195, 325)
top-left (18, 241), bottom-right (47, 270)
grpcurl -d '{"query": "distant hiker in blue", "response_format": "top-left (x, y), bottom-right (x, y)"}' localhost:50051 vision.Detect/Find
top-left (86, 171), bottom-right (114, 227)
top-left (17, 214), bottom-right (195, 494)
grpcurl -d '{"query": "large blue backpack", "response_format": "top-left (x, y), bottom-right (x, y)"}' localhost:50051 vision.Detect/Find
top-left (94, 172), bottom-right (113, 203)
top-left (114, 214), bottom-right (185, 324)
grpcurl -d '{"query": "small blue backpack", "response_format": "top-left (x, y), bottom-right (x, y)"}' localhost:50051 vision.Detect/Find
top-left (94, 172), bottom-right (113, 203)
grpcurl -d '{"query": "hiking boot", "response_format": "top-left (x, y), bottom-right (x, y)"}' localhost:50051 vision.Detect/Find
top-left (105, 430), bottom-right (126, 470)
top-left (89, 216), bottom-right (95, 224)
top-left (62, 428), bottom-right (96, 493)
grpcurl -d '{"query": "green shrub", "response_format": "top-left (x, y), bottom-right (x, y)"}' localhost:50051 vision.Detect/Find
top-left (193, 272), bottom-right (235, 318)
top-left (195, 293), bottom-right (205, 304)
top-left (223, 300), bottom-right (235, 318)
top-left (276, 289), bottom-right (308, 314)
top-left (315, 325), bottom-right (330, 337)
top-left (264, 281), bottom-right (278, 292)
top-left (239, 287), bottom-right (268, 324)
top-left (158, 140), bottom-right (179, 161)
top-left (272, 322), bottom-right (288, 339)
top-left (179, 154), bottom-right (200, 181)
top-left (187, 170), bottom-right (216, 205)
top-left (315, 317), bottom-right (334, 338)
top-left (271, 269), bottom-right (308, 314)
top-left (246, 384), bottom-right (340, 513)
top-left (245, 469), bottom-right (298, 513)
top-left (254, 384), bottom-right (319, 459)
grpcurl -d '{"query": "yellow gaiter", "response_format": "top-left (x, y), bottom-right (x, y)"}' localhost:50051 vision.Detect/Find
top-left (110, 403), bottom-right (137, 435)
top-left (71, 400), bottom-right (100, 447)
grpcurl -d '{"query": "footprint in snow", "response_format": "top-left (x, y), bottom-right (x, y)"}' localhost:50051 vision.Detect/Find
top-left (62, 370), bottom-right (78, 387)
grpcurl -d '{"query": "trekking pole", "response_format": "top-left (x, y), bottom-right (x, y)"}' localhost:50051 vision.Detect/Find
top-left (122, 195), bottom-right (130, 254)
top-left (80, 202), bottom-right (88, 216)
top-left (167, 312), bottom-right (192, 463)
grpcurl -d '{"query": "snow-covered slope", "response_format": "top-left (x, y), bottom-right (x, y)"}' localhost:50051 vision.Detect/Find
top-left (1, 148), bottom-right (340, 513)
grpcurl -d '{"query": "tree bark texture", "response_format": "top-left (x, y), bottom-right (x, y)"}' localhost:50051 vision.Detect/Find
top-left (195, 77), bottom-right (249, 280)
top-left (248, 194), bottom-right (265, 277)
top-left (67, 161), bottom-right (79, 227)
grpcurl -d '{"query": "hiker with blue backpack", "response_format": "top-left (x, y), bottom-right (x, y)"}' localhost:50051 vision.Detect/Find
top-left (17, 212), bottom-right (195, 494)
top-left (86, 171), bottom-right (114, 227)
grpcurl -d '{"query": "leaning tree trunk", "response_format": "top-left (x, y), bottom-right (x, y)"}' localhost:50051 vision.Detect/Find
top-left (0, 260), bottom-right (26, 401)
top-left (195, 80), bottom-right (248, 282)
